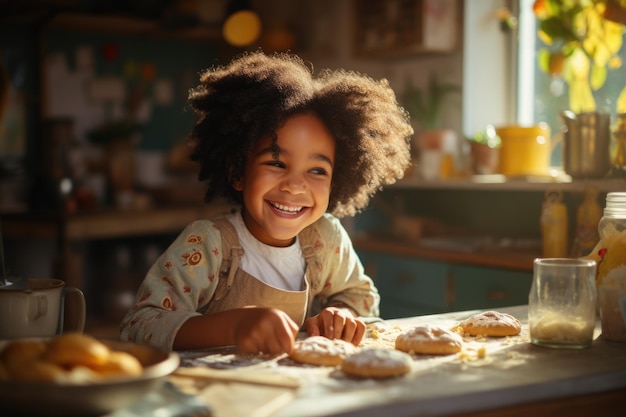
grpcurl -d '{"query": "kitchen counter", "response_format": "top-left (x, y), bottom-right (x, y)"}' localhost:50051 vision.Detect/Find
top-left (170, 305), bottom-right (626, 417)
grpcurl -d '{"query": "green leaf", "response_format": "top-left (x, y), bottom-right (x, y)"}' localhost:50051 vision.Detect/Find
top-left (401, 74), bottom-right (460, 130)
top-left (540, 17), bottom-right (579, 43)
top-left (538, 49), bottom-right (551, 73)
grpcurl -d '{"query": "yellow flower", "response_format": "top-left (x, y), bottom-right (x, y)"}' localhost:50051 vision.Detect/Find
top-left (609, 56), bottom-right (623, 69)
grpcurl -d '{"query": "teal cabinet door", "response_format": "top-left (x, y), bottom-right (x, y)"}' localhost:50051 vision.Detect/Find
top-left (451, 265), bottom-right (532, 311)
top-left (357, 250), bottom-right (449, 319)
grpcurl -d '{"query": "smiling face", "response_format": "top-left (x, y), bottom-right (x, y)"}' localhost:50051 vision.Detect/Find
top-left (234, 112), bottom-right (335, 247)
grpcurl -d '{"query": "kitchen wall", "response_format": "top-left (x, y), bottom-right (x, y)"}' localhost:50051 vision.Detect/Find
top-left (2, 0), bottom-right (529, 314)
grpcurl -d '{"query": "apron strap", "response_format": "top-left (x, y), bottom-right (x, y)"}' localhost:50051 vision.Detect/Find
top-left (299, 225), bottom-right (321, 285)
top-left (298, 225), bottom-right (323, 317)
top-left (211, 218), bottom-right (243, 301)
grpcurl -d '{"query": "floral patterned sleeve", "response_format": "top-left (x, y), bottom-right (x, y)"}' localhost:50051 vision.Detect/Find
top-left (120, 220), bottom-right (224, 351)
top-left (312, 214), bottom-right (380, 317)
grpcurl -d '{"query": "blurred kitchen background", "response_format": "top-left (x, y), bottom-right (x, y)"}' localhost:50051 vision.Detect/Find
top-left (1, 0), bottom-right (625, 333)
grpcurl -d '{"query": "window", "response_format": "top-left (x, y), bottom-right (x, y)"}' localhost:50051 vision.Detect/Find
top-left (516, 0), bottom-right (626, 167)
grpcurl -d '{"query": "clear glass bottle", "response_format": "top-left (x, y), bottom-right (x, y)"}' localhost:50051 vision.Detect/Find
top-left (596, 192), bottom-right (626, 342)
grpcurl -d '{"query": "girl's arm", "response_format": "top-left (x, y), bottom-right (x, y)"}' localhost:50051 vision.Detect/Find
top-left (174, 306), bottom-right (299, 354)
top-left (120, 220), bottom-right (224, 351)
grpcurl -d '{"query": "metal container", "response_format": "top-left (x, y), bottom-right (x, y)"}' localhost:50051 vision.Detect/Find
top-left (560, 111), bottom-right (611, 178)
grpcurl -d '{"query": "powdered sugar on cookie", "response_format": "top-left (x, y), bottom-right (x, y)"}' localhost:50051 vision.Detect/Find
top-left (458, 311), bottom-right (521, 337)
top-left (341, 348), bottom-right (412, 378)
top-left (395, 324), bottom-right (463, 355)
top-left (290, 336), bottom-right (356, 366)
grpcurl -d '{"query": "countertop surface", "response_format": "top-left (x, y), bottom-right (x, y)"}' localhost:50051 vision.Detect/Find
top-left (170, 305), bottom-right (626, 417)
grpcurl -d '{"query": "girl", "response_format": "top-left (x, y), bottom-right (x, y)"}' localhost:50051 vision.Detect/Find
top-left (120, 52), bottom-right (413, 354)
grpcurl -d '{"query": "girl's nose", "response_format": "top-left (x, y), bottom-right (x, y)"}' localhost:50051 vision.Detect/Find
top-left (280, 174), bottom-right (306, 194)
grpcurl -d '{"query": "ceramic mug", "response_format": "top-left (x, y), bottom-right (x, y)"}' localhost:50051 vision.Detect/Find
top-left (0, 278), bottom-right (86, 339)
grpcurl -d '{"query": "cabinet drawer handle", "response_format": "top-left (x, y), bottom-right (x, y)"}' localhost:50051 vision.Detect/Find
top-left (487, 290), bottom-right (512, 300)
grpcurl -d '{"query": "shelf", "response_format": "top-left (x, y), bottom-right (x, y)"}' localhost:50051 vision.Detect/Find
top-left (1, 204), bottom-right (235, 242)
top-left (391, 175), bottom-right (626, 192)
top-left (44, 13), bottom-right (221, 42)
top-left (353, 235), bottom-right (537, 272)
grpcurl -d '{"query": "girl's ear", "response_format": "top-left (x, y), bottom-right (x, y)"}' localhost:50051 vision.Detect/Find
top-left (228, 165), bottom-right (243, 191)
top-left (231, 179), bottom-right (243, 191)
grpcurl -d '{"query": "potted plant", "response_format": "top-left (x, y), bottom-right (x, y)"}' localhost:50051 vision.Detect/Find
top-left (401, 73), bottom-right (461, 179)
top-left (533, 0), bottom-right (626, 113)
top-left (468, 125), bottom-right (502, 175)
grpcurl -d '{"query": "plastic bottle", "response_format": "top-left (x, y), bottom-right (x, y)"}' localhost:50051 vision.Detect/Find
top-left (598, 192), bottom-right (626, 239)
top-left (540, 189), bottom-right (568, 258)
top-left (596, 192), bottom-right (626, 342)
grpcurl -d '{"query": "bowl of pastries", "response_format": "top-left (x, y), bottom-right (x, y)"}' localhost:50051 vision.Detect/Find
top-left (0, 332), bottom-right (179, 416)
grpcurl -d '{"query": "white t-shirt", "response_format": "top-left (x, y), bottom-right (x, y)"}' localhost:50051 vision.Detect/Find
top-left (227, 211), bottom-right (306, 291)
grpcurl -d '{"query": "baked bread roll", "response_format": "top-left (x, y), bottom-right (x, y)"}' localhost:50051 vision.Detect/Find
top-left (0, 333), bottom-right (145, 383)
top-left (6, 360), bottom-right (67, 382)
top-left (456, 311), bottom-right (521, 337)
top-left (89, 351), bottom-right (143, 378)
top-left (289, 336), bottom-right (357, 366)
top-left (341, 348), bottom-right (412, 378)
top-left (395, 324), bottom-right (463, 355)
top-left (0, 339), bottom-right (47, 364)
top-left (44, 332), bottom-right (111, 368)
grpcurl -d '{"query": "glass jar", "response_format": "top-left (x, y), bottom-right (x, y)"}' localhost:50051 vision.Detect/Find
top-left (599, 192), bottom-right (626, 236)
top-left (596, 192), bottom-right (626, 342)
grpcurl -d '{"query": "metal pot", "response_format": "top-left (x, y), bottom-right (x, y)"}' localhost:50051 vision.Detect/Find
top-left (560, 111), bottom-right (611, 178)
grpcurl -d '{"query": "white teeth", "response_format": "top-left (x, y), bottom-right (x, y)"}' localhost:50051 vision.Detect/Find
top-left (271, 202), bottom-right (303, 213)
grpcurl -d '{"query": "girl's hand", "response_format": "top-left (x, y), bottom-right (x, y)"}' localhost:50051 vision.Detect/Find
top-left (304, 306), bottom-right (366, 346)
top-left (233, 307), bottom-right (299, 355)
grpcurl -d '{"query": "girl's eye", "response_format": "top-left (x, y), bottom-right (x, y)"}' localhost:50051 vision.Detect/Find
top-left (310, 167), bottom-right (329, 176)
top-left (265, 160), bottom-right (285, 168)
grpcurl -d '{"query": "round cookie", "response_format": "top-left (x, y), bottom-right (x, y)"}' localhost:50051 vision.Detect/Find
top-left (395, 324), bottom-right (463, 355)
top-left (289, 336), bottom-right (357, 366)
top-left (341, 348), bottom-right (412, 379)
top-left (457, 311), bottom-right (521, 337)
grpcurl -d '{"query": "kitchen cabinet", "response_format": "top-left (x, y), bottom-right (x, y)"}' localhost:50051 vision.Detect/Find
top-left (350, 175), bottom-right (626, 317)
top-left (353, 0), bottom-right (461, 59)
top-left (359, 250), bottom-right (449, 318)
top-left (357, 249), bottom-right (532, 319)
top-left (449, 264), bottom-right (531, 311)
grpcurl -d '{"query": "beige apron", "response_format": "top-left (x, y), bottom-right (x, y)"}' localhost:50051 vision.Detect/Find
top-left (203, 218), bottom-right (319, 327)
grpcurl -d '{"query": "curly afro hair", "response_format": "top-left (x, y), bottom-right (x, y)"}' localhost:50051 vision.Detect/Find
top-left (188, 51), bottom-right (413, 218)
